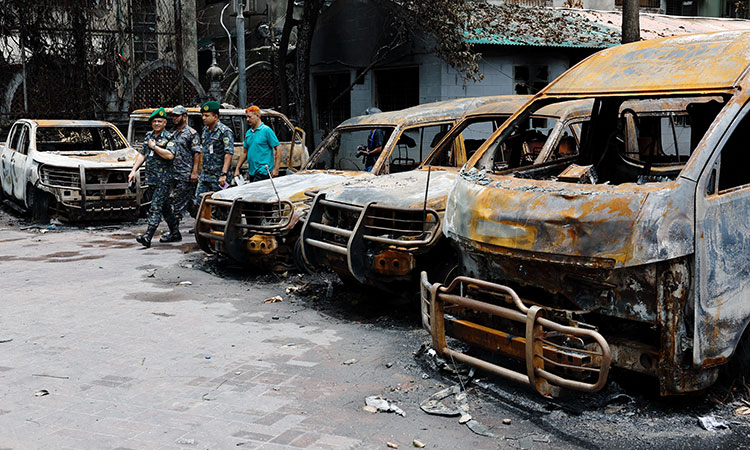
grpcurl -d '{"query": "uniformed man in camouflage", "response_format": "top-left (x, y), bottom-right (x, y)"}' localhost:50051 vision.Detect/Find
top-left (193, 101), bottom-right (234, 212)
top-left (128, 107), bottom-right (178, 248)
top-left (163, 105), bottom-right (201, 240)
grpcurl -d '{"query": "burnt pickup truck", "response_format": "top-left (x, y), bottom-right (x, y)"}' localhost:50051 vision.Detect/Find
top-left (128, 107), bottom-right (308, 175)
top-left (421, 31), bottom-right (750, 397)
top-left (0, 119), bottom-right (147, 221)
top-left (195, 97), bottom-right (511, 271)
top-left (299, 97), bottom-right (596, 289)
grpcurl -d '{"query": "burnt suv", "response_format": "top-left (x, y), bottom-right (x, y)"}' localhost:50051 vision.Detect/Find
top-left (194, 97), bottom-right (512, 270)
top-left (421, 31), bottom-right (750, 397)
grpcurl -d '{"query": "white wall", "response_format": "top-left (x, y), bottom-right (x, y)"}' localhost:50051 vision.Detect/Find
top-left (421, 51), bottom-right (570, 100)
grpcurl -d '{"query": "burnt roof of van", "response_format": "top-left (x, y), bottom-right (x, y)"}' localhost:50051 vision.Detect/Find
top-left (544, 31), bottom-right (750, 95)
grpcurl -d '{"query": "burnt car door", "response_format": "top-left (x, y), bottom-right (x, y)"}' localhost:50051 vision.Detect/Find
top-left (695, 101), bottom-right (750, 367)
top-left (10, 123), bottom-right (30, 202)
top-left (1, 123), bottom-right (23, 198)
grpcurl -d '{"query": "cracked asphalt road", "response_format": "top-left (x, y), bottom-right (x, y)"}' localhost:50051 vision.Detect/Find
top-left (0, 207), bottom-right (748, 449)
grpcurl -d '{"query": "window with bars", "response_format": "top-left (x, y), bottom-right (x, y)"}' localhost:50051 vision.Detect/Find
top-left (133, 0), bottom-right (158, 62)
top-left (315, 72), bottom-right (351, 130)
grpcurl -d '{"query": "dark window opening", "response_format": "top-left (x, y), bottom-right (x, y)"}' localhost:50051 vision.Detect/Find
top-left (389, 123), bottom-right (453, 173)
top-left (717, 110), bottom-right (750, 193)
top-left (315, 72), bottom-right (351, 130)
top-left (133, 0), bottom-right (158, 62)
top-left (514, 65), bottom-right (548, 95)
top-left (375, 67), bottom-right (419, 112)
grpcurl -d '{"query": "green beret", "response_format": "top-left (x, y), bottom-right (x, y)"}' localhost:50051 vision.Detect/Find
top-left (201, 101), bottom-right (221, 113)
top-left (149, 107), bottom-right (167, 121)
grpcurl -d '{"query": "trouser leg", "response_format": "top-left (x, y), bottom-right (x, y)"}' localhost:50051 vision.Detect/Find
top-left (170, 180), bottom-right (194, 217)
top-left (147, 182), bottom-right (170, 227)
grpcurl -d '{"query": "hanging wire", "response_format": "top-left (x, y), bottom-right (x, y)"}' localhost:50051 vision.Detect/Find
top-left (220, 2), bottom-right (236, 71)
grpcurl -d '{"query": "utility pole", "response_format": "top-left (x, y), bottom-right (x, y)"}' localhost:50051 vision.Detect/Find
top-left (622, 0), bottom-right (641, 44)
top-left (236, 0), bottom-right (247, 108)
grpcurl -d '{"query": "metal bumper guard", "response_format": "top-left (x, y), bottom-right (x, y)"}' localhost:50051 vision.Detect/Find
top-left (420, 272), bottom-right (611, 397)
top-left (196, 195), bottom-right (293, 259)
top-left (39, 164), bottom-right (137, 216)
top-left (302, 193), bottom-right (439, 282)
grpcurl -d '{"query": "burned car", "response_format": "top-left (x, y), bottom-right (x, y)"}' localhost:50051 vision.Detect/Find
top-left (128, 107), bottom-right (308, 175)
top-left (0, 119), bottom-right (147, 221)
top-left (421, 31), bottom-right (750, 397)
top-left (195, 97), bottom-right (510, 270)
top-left (300, 96), bottom-right (601, 289)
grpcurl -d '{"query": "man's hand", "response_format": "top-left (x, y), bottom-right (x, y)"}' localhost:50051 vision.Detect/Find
top-left (190, 171), bottom-right (198, 183)
top-left (233, 168), bottom-right (241, 178)
top-left (128, 170), bottom-right (137, 183)
top-left (272, 168), bottom-right (279, 177)
top-left (218, 174), bottom-right (227, 187)
top-left (148, 139), bottom-right (156, 149)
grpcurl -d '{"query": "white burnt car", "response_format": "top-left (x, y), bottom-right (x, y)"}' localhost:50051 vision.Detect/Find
top-left (0, 119), bottom-right (148, 221)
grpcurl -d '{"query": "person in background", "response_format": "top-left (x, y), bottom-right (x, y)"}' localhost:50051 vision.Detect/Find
top-left (234, 105), bottom-right (281, 182)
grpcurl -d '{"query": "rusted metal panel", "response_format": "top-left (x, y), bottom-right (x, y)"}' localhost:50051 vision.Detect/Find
top-left (545, 32), bottom-right (750, 95)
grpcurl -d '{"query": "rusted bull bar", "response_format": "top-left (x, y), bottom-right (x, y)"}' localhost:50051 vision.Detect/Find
top-left (196, 195), bottom-right (294, 258)
top-left (303, 193), bottom-right (440, 281)
top-left (420, 272), bottom-right (611, 396)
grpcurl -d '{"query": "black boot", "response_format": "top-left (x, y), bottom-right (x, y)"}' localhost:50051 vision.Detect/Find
top-left (160, 217), bottom-right (182, 243)
top-left (136, 225), bottom-right (157, 248)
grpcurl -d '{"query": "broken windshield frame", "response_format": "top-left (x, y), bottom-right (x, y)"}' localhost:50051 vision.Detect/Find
top-left (305, 125), bottom-right (396, 172)
top-left (474, 95), bottom-right (730, 185)
top-left (35, 126), bottom-right (129, 152)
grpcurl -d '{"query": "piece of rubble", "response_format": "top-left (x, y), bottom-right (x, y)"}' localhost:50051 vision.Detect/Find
top-left (459, 414), bottom-right (472, 424)
top-left (386, 442), bottom-right (398, 449)
top-left (365, 395), bottom-right (406, 417)
top-left (698, 415), bottom-right (729, 431)
top-left (363, 405), bottom-right (378, 414)
top-left (178, 281), bottom-right (192, 286)
top-left (736, 406), bottom-right (750, 416)
top-left (34, 389), bottom-right (49, 397)
top-left (412, 440), bottom-right (425, 448)
top-left (264, 296), bottom-right (283, 303)
top-left (343, 359), bottom-right (358, 365)
top-left (502, 418), bottom-right (512, 425)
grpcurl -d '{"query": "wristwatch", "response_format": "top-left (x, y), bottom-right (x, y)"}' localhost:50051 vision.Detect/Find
top-left (220, 171), bottom-right (229, 177)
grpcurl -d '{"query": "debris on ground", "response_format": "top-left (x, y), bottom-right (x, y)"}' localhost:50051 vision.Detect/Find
top-left (285, 286), bottom-right (301, 294)
top-left (420, 385), bottom-right (462, 416)
top-left (264, 295), bottom-right (283, 303)
top-left (176, 438), bottom-right (195, 445)
top-left (363, 405), bottom-right (378, 414)
top-left (698, 415), bottom-right (729, 431)
top-left (386, 442), bottom-right (398, 449)
top-left (365, 395), bottom-right (406, 417)
top-left (420, 384), bottom-right (500, 437)
top-left (502, 418), bottom-right (512, 425)
top-left (178, 281), bottom-right (192, 286)
top-left (343, 359), bottom-right (358, 365)
top-left (0, 338), bottom-right (12, 343)
top-left (34, 389), bottom-right (49, 397)
top-left (412, 440), bottom-right (425, 448)
top-left (735, 406), bottom-right (750, 416)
